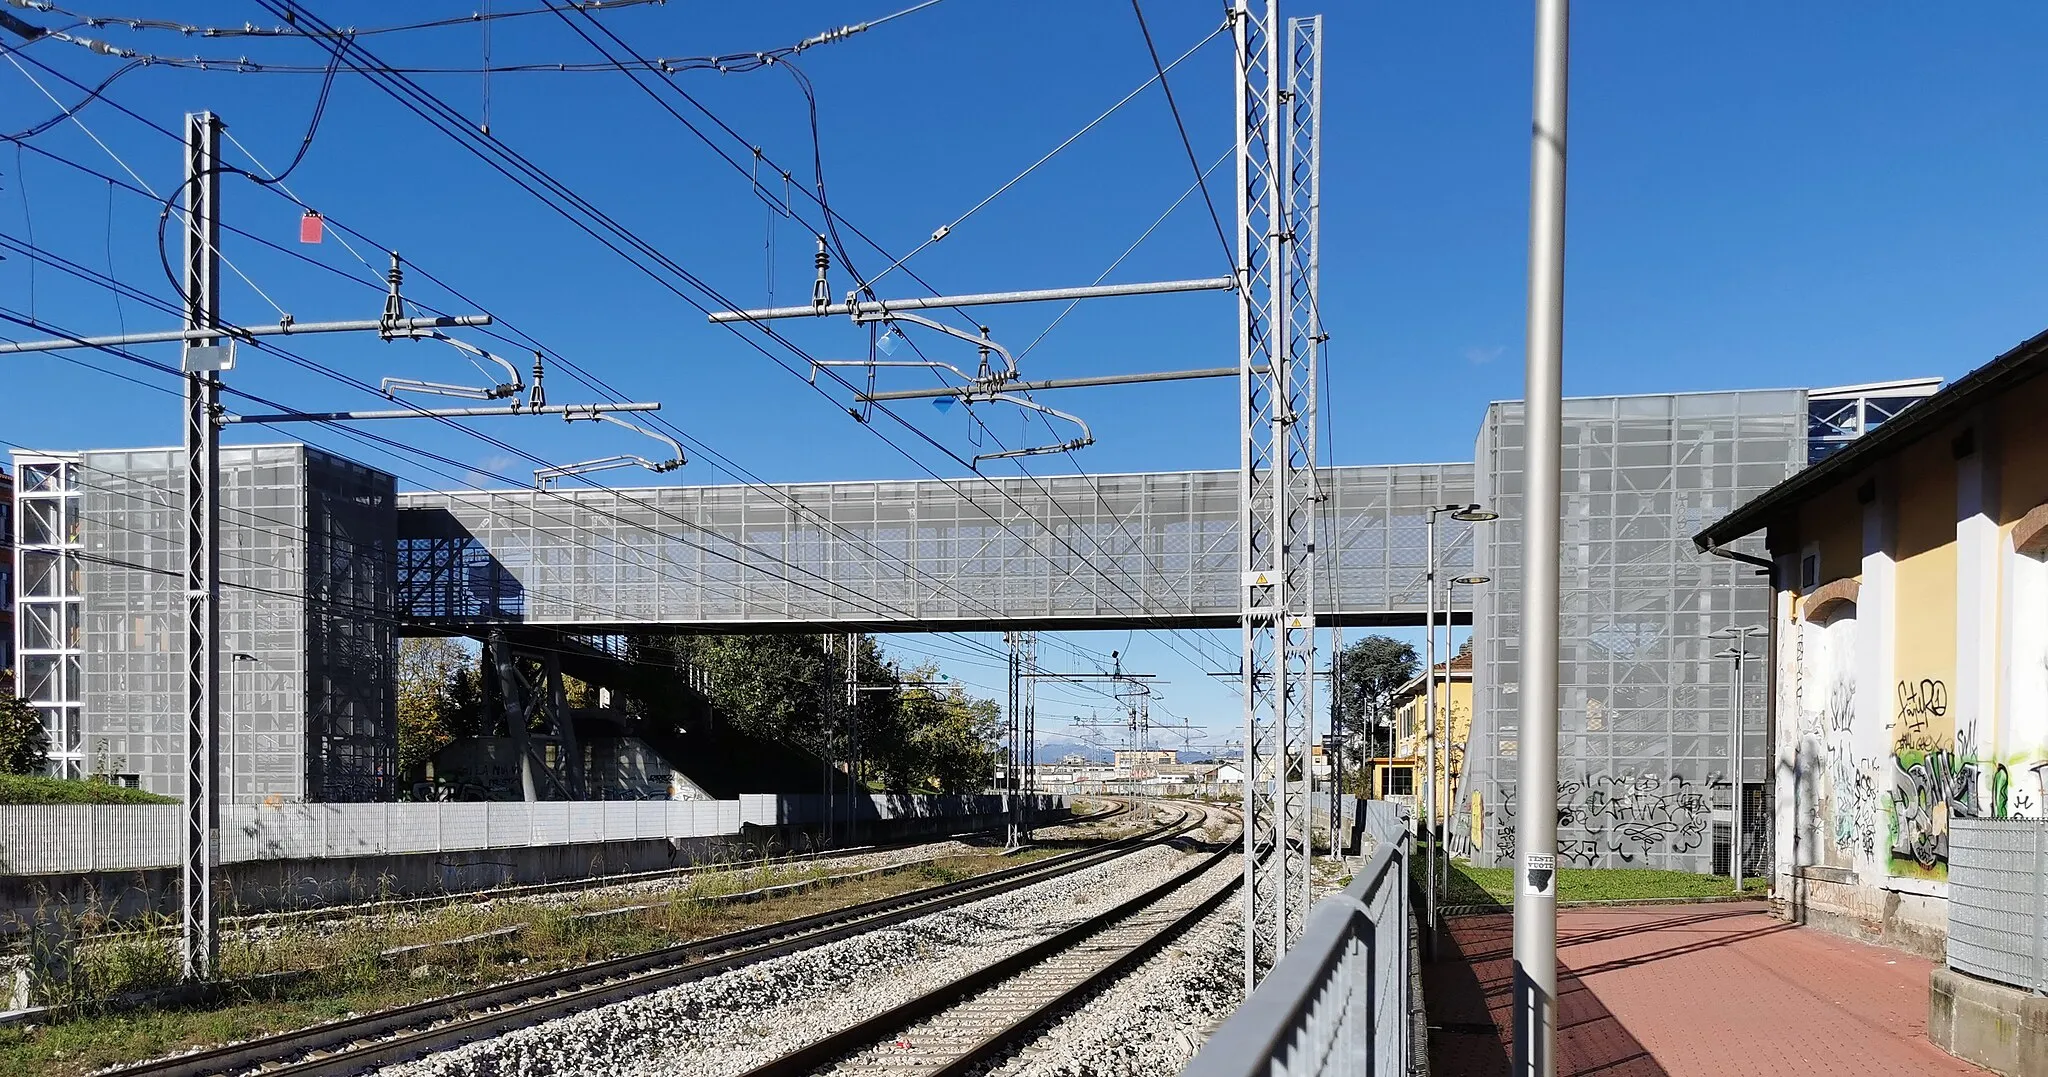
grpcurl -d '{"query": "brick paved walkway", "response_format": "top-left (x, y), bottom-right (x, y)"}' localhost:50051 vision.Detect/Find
top-left (1425, 901), bottom-right (1985, 1076)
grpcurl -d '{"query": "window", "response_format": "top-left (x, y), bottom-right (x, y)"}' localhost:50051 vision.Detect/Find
top-left (1383, 766), bottom-right (1415, 797)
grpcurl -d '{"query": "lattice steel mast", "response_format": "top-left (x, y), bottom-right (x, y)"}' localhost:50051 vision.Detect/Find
top-left (1237, 0), bottom-right (1321, 987)
top-left (1285, 12), bottom-right (1324, 926)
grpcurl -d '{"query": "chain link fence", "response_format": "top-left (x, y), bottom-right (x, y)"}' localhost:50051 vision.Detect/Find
top-left (1948, 817), bottom-right (2048, 993)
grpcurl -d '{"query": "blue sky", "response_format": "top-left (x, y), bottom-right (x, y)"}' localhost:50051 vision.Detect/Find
top-left (6, 2), bottom-right (2048, 752)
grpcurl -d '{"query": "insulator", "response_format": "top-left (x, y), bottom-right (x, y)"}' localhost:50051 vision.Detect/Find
top-left (812, 235), bottom-right (831, 312)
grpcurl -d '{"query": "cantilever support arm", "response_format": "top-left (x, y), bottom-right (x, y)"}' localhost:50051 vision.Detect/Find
top-left (382, 330), bottom-right (524, 400)
top-left (861, 366), bottom-right (1241, 402)
top-left (225, 401), bottom-right (660, 424)
top-left (971, 393), bottom-right (1093, 466)
top-left (0, 314), bottom-right (492, 355)
top-left (705, 276), bottom-right (1236, 323)
top-left (849, 310), bottom-right (1017, 382)
top-left (534, 411), bottom-right (687, 488)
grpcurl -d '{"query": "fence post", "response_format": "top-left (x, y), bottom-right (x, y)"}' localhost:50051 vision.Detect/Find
top-left (1404, 839), bottom-right (1416, 1075)
top-left (2023, 827), bottom-right (2039, 995)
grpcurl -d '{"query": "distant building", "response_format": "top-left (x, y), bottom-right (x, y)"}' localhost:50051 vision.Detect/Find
top-left (14, 447), bottom-right (396, 796)
top-left (1375, 645), bottom-right (1473, 823)
top-left (1459, 380), bottom-right (1942, 872)
top-left (1113, 748), bottom-right (1177, 776)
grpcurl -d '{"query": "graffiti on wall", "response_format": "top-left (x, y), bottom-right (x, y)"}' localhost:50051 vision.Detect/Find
top-left (1487, 773), bottom-right (1712, 868)
top-left (1887, 678), bottom-right (1972, 880)
top-left (1794, 664), bottom-right (1870, 869)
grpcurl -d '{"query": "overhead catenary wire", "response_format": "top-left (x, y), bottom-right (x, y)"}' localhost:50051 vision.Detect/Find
top-left (5, 49), bottom-right (294, 318)
top-left (0, 139), bottom-right (1148, 687)
top-left (5, 0), bottom-right (669, 41)
top-left (9, 4), bottom-right (1236, 704)
top-left (0, 296), bottom-right (998, 642)
top-left (241, 0), bottom-right (1228, 674)
top-left (860, 18), bottom-right (1229, 288)
top-left (541, 2), bottom-right (1238, 676)
top-left (1128, 0), bottom-right (1233, 275)
top-left (0, 256), bottom-right (1136, 691)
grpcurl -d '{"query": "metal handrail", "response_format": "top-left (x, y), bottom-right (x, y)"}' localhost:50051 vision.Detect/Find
top-left (1183, 832), bottom-right (1413, 1077)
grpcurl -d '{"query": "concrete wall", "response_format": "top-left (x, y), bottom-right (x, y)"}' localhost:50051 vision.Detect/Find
top-left (1930, 967), bottom-right (2048, 1077)
top-left (0, 801), bottom-right (1069, 927)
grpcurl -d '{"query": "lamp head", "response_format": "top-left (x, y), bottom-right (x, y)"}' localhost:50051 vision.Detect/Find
top-left (1451, 503), bottom-right (1498, 522)
top-left (1452, 575), bottom-right (1490, 585)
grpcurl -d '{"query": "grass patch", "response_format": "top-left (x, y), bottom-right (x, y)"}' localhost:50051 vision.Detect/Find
top-left (0, 776), bottom-right (177, 805)
top-left (0, 846), bottom-right (1060, 1077)
top-left (1432, 858), bottom-right (1770, 908)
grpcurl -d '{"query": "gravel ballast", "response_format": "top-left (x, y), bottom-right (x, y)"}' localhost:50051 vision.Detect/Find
top-left (986, 896), bottom-right (1244, 1077)
top-left (375, 840), bottom-right (1207, 1077)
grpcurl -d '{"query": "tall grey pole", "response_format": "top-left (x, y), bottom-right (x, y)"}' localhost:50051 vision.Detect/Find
top-left (1423, 511), bottom-right (1439, 949)
top-left (1514, 2), bottom-right (1568, 1074)
top-left (180, 111), bottom-right (222, 983)
top-left (1005, 632), bottom-right (1020, 849)
top-left (846, 633), bottom-right (857, 845)
top-left (1732, 645), bottom-right (1745, 891)
top-left (1440, 571), bottom-right (1455, 918)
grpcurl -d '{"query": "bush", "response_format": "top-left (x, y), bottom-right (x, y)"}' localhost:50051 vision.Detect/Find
top-left (0, 775), bottom-right (178, 805)
top-left (0, 671), bottom-right (48, 775)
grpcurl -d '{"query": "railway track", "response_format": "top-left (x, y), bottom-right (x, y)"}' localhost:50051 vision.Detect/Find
top-left (739, 805), bottom-right (1243, 1077)
top-left (104, 799), bottom-right (1183, 1077)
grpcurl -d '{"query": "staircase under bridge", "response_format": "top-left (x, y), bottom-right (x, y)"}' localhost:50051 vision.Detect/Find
top-left (396, 463), bottom-right (1476, 634)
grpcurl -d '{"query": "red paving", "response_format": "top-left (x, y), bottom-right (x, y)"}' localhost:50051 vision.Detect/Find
top-left (1425, 901), bottom-right (1986, 1076)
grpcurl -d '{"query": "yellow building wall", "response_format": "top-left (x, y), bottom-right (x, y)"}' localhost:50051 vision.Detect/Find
top-left (1888, 434), bottom-right (1959, 880)
top-left (1997, 376), bottom-right (2048, 519)
top-left (1803, 481), bottom-right (1864, 588)
top-left (1390, 677), bottom-right (1472, 824)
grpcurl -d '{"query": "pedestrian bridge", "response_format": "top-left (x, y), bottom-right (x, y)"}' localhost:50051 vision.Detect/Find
top-left (396, 464), bottom-right (1474, 632)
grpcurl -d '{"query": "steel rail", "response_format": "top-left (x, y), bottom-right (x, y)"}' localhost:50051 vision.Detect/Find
top-left (101, 801), bottom-right (1192, 1077)
top-left (734, 806), bottom-right (1247, 1077)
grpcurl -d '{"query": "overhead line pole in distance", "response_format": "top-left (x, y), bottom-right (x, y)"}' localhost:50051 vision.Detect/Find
top-left (27, 113), bottom-right (653, 980)
top-left (1515, 1), bottom-right (1570, 1075)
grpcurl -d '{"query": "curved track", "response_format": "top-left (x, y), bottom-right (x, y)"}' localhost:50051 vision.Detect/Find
top-left (103, 799), bottom-right (1181, 1077)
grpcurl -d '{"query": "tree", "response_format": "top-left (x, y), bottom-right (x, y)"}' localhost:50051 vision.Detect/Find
top-left (0, 670), bottom-right (48, 775)
top-left (894, 665), bottom-right (1001, 793)
top-left (1332, 634), bottom-right (1418, 775)
top-left (616, 634), bottom-right (1000, 796)
top-left (397, 638), bottom-right (485, 778)
top-left (688, 634), bottom-right (836, 746)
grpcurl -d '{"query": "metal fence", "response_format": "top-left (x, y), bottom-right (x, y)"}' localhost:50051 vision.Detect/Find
top-left (1182, 833), bottom-right (1414, 1077)
top-left (0, 794), bottom-right (1055, 876)
top-left (1948, 817), bottom-right (2048, 993)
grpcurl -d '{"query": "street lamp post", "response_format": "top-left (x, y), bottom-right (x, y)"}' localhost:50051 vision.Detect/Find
top-left (1711, 624), bottom-right (1764, 891)
top-left (1424, 504), bottom-right (1495, 948)
top-left (1439, 573), bottom-right (1490, 918)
